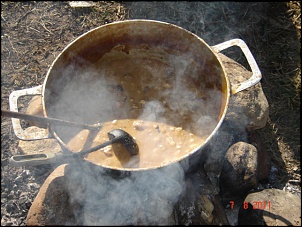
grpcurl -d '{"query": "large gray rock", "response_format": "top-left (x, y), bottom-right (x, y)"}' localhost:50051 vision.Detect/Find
top-left (220, 142), bottom-right (258, 197)
top-left (219, 53), bottom-right (269, 131)
top-left (238, 189), bottom-right (301, 226)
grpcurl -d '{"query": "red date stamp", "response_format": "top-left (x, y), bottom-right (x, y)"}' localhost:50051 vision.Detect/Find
top-left (229, 200), bottom-right (271, 210)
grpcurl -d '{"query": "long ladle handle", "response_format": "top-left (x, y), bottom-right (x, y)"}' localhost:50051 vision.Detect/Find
top-left (74, 137), bottom-right (121, 156)
top-left (1, 109), bottom-right (101, 131)
top-left (8, 136), bottom-right (122, 167)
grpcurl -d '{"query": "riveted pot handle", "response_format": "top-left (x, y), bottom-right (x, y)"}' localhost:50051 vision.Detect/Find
top-left (9, 85), bottom-right (52, 140)
top-left (211, 38), bottom-right (262, 95)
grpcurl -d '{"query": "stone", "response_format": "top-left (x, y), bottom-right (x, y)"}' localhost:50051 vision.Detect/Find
top-left (219, 53), bottom-right (269, 131)
top-left (220, 142), bottom-right (259, 197)
top-left (247, 129), bottom-right (271, 181)
top-left (26, 164), bottom-right (79, 226)
top-left (26, 95), bottom-right (47, 128)
top-left (238, 189), bottom-right (301, 226)
top-left (17, 127), bottom-right (62, 155)
top-left (202, 122), bottom-right (242, 189)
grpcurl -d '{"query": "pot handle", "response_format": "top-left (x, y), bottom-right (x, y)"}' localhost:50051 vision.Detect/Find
top-left (211, 38), bottom-right (262, 95)
top-left (9, 85), bottom-right (52, 140)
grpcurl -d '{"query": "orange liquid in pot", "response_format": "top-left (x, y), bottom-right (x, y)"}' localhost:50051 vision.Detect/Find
top-left (66, 119), bottom-right (206, 170)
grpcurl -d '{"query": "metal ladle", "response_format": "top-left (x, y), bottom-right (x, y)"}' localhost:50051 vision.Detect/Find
top-left (1, 110), bottom-right (139, 167)
top-left (8, 129), bottom-right (139, 167)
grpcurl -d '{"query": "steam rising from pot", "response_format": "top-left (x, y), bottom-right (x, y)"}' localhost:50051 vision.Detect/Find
top-left (42, 18), bottom-right (229, 225)
top-left (66, 161), bottom-right (185, 225)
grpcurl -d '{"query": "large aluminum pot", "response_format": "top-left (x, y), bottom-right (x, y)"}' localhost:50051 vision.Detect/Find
top-left (8, 20), bottom-right (261, 171)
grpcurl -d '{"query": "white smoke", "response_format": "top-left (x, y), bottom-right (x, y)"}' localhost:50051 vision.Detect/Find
top-left (66, 161), bottom-right (185, 225)
top-left (138, 100), bottom-right (166, 123)
top-left (48, 3), bottom-right (260, 224)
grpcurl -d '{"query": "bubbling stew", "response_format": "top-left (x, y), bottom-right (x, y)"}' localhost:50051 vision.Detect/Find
top-left (67, 119), bottom-right (206, 169)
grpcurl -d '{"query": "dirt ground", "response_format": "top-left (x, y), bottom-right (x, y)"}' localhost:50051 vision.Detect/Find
top-left (1, 1), bottom-right (300, 226)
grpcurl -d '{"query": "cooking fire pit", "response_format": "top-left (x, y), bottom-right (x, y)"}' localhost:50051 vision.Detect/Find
top-left (9, 51), bottom-right (270, 225)
top-left (2, 2), bottom-right (301, 226)
top-left (3, 19), bottom-right (269, 225)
